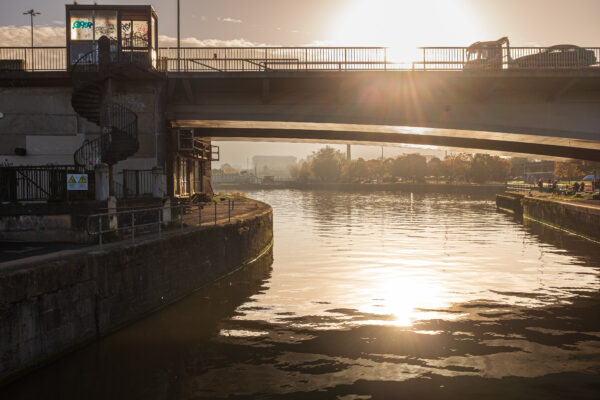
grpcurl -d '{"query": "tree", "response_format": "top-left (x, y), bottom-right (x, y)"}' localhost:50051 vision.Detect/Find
top-left (427, 157), bottom-right (445, 180)
top-left (444, 153), bottom-right (472, 181)
top-left (389, 154), bottom-right (427, 182)
top-left (298, 161), bottom-right (312, 182)
top-left (341, 158), bottom-right (370, 182)
top-left (468, 154), bottom-right (511, 183)
top-left (289, 164), bottom-right (299, 179)
top-left (220, 163), bottom-right (238, 174)
top-left (554, 161), bottom-right (584, 180)
top-left (309, 146), bottom-right (345, 181)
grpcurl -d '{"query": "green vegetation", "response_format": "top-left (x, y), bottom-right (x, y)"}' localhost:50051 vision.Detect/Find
top-left (294, 147), bottom-right (512, 184)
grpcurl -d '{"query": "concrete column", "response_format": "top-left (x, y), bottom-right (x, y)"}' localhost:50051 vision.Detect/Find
top-left (108, 196), bottom-right (118, 231)
top-left (95, 163), bottom-right (110, 201)
top-left (152, 167), bottom-right (166, 198)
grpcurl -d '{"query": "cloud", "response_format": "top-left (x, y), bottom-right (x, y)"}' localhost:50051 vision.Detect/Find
top-left (217, 17), bottom-right (243, 24)
top-left (0, 24), bottom-right (269, 48)
top-left (0, 25), bottom-right (65, 46)
top-left (157, 35), bottom-right (268, 48)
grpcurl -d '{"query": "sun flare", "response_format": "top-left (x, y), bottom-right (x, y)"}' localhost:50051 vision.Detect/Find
top-left (329, 0), bottom-right (482, 63)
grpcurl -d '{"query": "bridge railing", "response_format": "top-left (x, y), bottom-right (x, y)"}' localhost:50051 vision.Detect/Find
top-left (415, 46), bottom-right (600, 70)
top-left (3, 46), bottom-right (600, 72)
top-left (158, 47), bottom-right (394, 72)
top-left (0, 47), bottom-right (66, 71)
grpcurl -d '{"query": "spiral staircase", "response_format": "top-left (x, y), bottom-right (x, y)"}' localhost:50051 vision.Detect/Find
top-left (70, 39), bottom-right (139, 171)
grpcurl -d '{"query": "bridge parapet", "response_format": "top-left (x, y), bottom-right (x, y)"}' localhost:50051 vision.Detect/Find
top-left (3, 45), bottom-right (600, 73)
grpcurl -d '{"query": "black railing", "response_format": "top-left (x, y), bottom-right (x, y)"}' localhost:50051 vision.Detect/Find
top-left (0, 47), bottom-right (66, 71)
top-left (0, 165), bottom-right (83, 202)
top-left (3, 45), bottom-right (600, 73)
top-left (71, 44), bottom-right (140, 170)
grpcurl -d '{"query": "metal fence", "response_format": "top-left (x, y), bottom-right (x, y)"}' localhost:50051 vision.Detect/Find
top-left (0, 47), bottom-right (66, 71)
top-left (87, 199), bottom-right (239, 247)
top-left (0, 165), bottom-right (85, 202)
top-left (159, 47), bottom-right (390, 72)
top-left (3, 46), bottom-right (600, 73)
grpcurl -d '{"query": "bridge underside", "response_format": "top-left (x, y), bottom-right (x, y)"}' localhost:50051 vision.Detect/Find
top-left (166, 71), bottom-right (600, 160)
top-left (170, 120), bottom-right (600, 161)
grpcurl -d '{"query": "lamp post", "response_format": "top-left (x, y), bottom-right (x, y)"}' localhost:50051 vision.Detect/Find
top-left (23, 9), bottom-right (40, 71)
top-left (177, 0), bottom-right (181, 71)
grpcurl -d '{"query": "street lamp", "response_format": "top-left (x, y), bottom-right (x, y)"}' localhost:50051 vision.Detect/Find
top-left (23, 9), bottom-right (40, 71)
top-left (23, 9), bottom-right (40, 48)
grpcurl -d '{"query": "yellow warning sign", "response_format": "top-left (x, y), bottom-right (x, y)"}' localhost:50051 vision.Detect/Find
top-left (67, 174), bottom-right (88, 191)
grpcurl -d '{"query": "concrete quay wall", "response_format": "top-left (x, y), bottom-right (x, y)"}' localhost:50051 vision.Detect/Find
top-left (0, 203), bottom-right (273, 385)
top-left (496, 193), bottom-right (600, 241)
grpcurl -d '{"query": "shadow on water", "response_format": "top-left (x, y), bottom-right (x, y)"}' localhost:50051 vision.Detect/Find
top-left (0, 250), bottom-right (274, 400)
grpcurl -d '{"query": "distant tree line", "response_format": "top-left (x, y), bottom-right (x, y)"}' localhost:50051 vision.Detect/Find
top-left (553, 160), bottom-right (600, 180)
top-left (289, 147), bottom-right (513, 184)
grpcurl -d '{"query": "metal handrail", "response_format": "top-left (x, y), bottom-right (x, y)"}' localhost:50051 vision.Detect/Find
top-left (87, 199), bottom-right (237, 247)
top-left (4, 45), bottom-right (600, 72)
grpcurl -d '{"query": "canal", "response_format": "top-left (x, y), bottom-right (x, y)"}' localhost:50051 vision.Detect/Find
top-left (3, 190), bottom-right (600, 399)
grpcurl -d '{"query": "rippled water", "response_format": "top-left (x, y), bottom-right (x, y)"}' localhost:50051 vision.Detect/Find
top-left (3, 190), bottom-right (600, 399)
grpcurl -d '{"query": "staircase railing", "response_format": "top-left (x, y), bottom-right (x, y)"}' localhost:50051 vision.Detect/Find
top-left (70, 38), bottom-right (140, 171)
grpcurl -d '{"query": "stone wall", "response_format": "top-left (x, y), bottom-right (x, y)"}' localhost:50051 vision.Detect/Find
top-left (522, 197), bottom-right (600, 241)
top-left (496, 192), bottom-right (600, 241)
top-left (0, 203), bottom-right (273, 384)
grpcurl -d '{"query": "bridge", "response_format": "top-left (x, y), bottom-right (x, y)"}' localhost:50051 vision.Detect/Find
top-left (0, 2), bottom-right (599, 202)
top-left (2, 44), bottom-right (600, 164)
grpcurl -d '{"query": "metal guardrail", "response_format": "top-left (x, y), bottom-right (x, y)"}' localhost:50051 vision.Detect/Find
top-left (0, 165), bottom-right (85, 202)
top-left (0, 47), bottom-right (66, 71)
top-left (87, 199), bottom-right (238, 247)
top-left (159, 47), bottom-right (390, 72)
top-left (3, 46), bottom-right (600, 73)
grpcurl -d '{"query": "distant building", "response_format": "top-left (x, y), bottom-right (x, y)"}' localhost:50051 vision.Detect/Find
top-left (511, 158), bottom-right (555, 182)
top-left (252, 156), bottom-right (297, 179)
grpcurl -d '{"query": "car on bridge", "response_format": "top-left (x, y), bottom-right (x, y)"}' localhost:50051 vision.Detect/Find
top-left (511, 45), bottom-right (597, 69)
top-left (464, 38), bottom-right (597, 70)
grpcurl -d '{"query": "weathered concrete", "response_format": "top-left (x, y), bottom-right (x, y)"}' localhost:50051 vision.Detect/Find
top-left (0, 201), bottom-right (273, 385)
top-left (0, 80), bottom-right (167, 171)
top-left (497, 192), bottom-right (600, 241)
top-left (166, 71), bottom-right (600, 160)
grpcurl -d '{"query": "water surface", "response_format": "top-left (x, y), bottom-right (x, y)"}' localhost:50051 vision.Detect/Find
top-left (3, 190), bottom-right (600, 399)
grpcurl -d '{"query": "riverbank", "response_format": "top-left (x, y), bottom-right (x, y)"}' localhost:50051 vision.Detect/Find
top-left (216, 181), bottom-right (507, 194)
top-left (497, 192), bottom-right (600, 241)
top-left (0, 199), bottom-right (273, 385)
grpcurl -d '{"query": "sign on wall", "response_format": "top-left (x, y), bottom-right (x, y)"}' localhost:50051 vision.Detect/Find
top-left (67, 174), bottom-right (88, 191)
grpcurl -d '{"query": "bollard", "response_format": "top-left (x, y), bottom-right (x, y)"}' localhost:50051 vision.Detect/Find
top-left (99, 215), bottom-right (102, 248)
top-left (158, 209), bottom-right (162, 238)
top-left (228, 199), bottom-right (231, 222)
top-left (214, 201), bottom-right (217, 225)
top-left (131, 213), bottom-right (135, 241)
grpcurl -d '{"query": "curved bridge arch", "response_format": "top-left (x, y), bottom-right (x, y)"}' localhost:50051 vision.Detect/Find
top-left (171, 120), bottom-right (600, 161)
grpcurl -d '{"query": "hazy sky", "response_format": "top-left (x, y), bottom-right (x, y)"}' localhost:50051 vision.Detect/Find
top-left (2, 0), bottom-right (599, 167)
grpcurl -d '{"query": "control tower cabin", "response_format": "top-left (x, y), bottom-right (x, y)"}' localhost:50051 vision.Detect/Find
top-left (66, 4), bottom-right (159, 69)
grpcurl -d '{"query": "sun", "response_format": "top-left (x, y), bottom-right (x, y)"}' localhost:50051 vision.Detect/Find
top-left (329, 0), bottom-right (482, 63)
